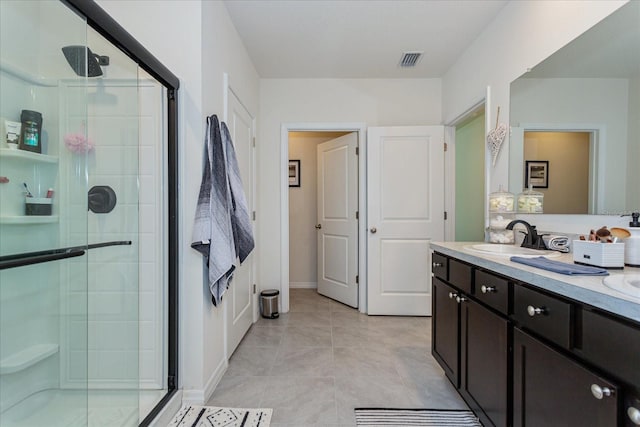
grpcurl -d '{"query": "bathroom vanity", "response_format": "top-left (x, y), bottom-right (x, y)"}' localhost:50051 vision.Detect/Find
top-left (430, 242), bottom-right (640, 427)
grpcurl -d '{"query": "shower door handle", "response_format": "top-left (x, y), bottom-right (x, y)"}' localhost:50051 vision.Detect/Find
top-left (0, 249), bottom-right (86, 270)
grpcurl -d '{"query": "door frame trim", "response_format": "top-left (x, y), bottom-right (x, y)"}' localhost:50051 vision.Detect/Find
top-left (280, 123), bottom-right (367, 313)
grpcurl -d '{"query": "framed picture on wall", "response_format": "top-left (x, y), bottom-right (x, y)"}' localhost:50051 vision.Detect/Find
top-left (525, 160), bottom-right (549, 188)
top-left (288, 160), bottom-right (301, 187)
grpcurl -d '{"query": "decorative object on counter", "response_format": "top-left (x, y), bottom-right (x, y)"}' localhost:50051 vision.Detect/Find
top-left (0, 177), bottom-right (9, 184)
top-left (624, 212), bottom-right (640, 267)
top-left (595, 226), bottom-right (612, 243)
top-left (517, 184), bottom-right (544, 213)
top-left (572, 240), bottom-right (625, 269)
top-left (18, 110), bottom-right (42, 153)
top-left (511, 256), bottom-right (610, 276)
top-left (488, 185), bottom-right (515, 243)
top-left (4, 119), bottom-right (21, 149)
top-left (64, 123), bottom-right (94, 153)
top-left (524, 160), bottom-right (548, 188)
top-left (542, 235), bottom-right (570, 253)
top-left (24, 197), bottom-right (52, 216)
top-left (487, 106), bottom-right (507, 167)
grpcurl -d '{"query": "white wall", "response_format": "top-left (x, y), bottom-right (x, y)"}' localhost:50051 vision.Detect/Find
top-left (442, 0), bottom-right (628, 231)
top-left (258, 78), bottom-right (441, 303)
top-left (628, 76), bottom-right (640, 212)
top-left (95, 0), bottom-right (260, 404)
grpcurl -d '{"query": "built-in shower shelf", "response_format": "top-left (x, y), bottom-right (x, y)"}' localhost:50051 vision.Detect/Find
top-left (0, 215), bottom-right (59, 224)
top-left (0, 148), bottom-right (58, 163)
top-left (0, 343), bottom-right (59, 375)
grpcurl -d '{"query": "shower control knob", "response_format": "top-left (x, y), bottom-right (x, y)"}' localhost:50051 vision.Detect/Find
top-left (628, 407), bottom-right (640, 425)
top-left (590, 384), bottom-right (614, 399)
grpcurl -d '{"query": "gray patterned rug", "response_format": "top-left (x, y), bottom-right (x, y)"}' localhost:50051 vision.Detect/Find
top-left (168, 405), bottom-right (272, 427)
top-left (355, 408), bottom-right (482, 426)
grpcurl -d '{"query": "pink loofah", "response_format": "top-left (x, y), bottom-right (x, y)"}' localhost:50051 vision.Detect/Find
top-left (64, 131), bottom-right (94, 153)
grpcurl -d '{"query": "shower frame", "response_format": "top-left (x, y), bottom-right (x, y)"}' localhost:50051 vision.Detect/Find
top-left (61, 1), bottom-right (180, 425)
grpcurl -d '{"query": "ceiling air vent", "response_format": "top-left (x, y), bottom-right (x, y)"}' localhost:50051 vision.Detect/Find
top-left (399, 51), bottom-right (423, 68)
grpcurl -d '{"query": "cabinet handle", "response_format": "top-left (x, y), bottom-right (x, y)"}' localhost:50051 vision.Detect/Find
top-left (480, 285), bottom-right (496, 294)
top-left (432, 262), bottom-right (443, 268)
top-left (448, 292), bottom-right (458, 299)
top-left (628, 407), bottom-right (640, 425)
top-left (456, 296), bottom-right (467, 303)
top-left (590, 384), bottom-right (614, 399)
top-left (527, 305), bottom-right (546, 317)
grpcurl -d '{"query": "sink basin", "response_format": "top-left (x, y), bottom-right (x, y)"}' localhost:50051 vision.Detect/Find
top-left (464, 244), bottom-right (561, 258)
top-left (603, 274), bottom-right (640, 300)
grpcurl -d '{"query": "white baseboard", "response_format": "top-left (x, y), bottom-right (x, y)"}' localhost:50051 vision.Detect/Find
top-left (289, 281), bottom-right (317, 289)
top-left (181, 357), bottom-right (228, 406)
top-left (148, 390), bottom-right (183, 427)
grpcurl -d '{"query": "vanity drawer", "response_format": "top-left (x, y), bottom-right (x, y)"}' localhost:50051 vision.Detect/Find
top-left (513, 285), bottom-right (571, 349)
top-left (581, 309), bottom-right (640, 388)
top-left (474, 270), bottom-right (509, 315)
top-left (449, 259), bottom-right (472, 294)
top-left (432, 252), bottom-right (448, 281)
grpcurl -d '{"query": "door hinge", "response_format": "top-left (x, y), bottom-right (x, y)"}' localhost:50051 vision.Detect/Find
top-left (252, 211), bottom-right (256, 221)
top-left (355, 146), bottom-right (359, 155)
top-left (168, 375), bottom-right (176, 389)
top-left (444, 211), bottom-right (448, 220)
top-left (253, 284), bottom-right (257, 294)
top-left (356, 211), bottom-right (359, 220)
top-left (356, 275), bottom-right (359, 284)
top-left (444, 142), bottom-right (448, 152)
top-left (252, 137), bottom-right (256, 147)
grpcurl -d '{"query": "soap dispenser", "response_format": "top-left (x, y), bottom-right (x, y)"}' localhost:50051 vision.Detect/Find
top-left (625, 212), bottom-right (640, 267)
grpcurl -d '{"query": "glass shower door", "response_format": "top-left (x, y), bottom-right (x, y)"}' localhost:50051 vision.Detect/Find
top-left (0, 1), bottom-right (90, 425)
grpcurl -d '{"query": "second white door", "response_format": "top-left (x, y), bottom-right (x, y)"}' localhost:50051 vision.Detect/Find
top-left (316, 133), bottom-right (358, 308)
top-left (367, 126), bottom-right (445, 315)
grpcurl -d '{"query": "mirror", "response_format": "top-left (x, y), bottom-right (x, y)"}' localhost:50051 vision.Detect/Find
top-left (509, 1), bottom-right (639, 215)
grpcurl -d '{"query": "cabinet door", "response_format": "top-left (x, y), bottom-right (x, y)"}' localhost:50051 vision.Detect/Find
top-left (432, 278), bottom-right (460, 386)
top-left (461, 298), bottom-right (509, 427)
top-left (513, 328), bottom-right (619, 427)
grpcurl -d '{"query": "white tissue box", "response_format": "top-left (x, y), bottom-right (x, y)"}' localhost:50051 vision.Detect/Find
top-left (572, 240), bottom-right (624, 268)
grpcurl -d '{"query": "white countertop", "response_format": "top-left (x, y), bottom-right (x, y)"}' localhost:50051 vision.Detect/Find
top-left (431, 241), bottom-right (640, 323)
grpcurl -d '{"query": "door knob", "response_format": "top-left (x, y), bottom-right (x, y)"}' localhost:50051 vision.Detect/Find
top-left (370, 227), bottom-right (377, 234)
top-left (315, 224), bottom-right (322, 229)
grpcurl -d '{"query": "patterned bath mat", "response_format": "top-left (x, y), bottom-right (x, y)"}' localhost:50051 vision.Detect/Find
top-left (168, 405), bottom-right (272, 427)
top-left (355, 408), bottom-right (481, 426)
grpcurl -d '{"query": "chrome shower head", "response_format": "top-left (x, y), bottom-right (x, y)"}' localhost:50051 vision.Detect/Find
top-left (62, 45), bottom-right (109, 77)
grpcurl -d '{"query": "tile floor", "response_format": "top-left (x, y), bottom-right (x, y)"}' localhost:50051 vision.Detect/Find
top-left (206, 289), bottom-right (468, 426)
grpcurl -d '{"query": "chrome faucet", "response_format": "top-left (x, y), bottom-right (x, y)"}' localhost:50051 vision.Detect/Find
top-left (506, 220), bottom-right (547, 250)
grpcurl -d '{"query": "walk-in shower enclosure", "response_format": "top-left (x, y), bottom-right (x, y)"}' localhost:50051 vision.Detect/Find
top-left (0, 1), bottom-right (178, 425)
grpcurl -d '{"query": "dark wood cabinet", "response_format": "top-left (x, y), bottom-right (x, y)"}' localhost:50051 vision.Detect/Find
top-left (432, 278), bottom-right (460, 386)
top-left (461, 298), bottom-right (509, 427)
top-left (513, 327), bottom-right (619, 427)
top-left (431, 251), bottom-right (640, 427)
top-left (432, 259), bottom-right (509, 426)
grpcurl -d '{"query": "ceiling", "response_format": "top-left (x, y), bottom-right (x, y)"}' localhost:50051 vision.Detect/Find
top-left (223, 0), bottom-right (508, 79)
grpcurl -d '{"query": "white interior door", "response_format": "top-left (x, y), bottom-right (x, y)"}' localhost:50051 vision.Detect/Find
top-left (367, 126), bottom-right (445, 315)
top-left (316, 133), bottom-right (358, 308)
top-left (226, 89), bottom-right (255, 355)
